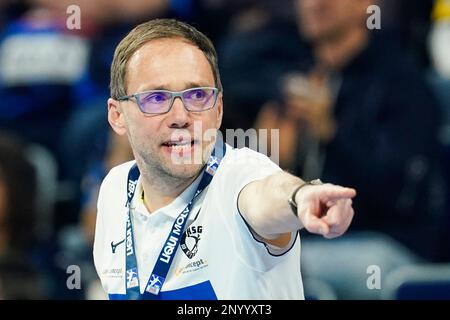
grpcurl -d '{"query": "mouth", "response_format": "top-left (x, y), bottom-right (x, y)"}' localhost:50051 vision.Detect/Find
top-left (161, 139), bottom-right (195, 147)
top-left (161, 138), bottom-right (198, 154)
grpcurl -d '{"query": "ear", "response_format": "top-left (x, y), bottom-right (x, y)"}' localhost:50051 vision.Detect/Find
top-left (215, 92), bottom-right (223, 130)
top-left (108, 98), bottom-right (127, 136)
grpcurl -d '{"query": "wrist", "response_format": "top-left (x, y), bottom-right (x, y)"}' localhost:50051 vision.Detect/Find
top-left (288, 179), bottom-right (323, 216)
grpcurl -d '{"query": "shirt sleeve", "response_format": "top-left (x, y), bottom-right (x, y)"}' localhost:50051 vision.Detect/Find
top-left (92, 162), bottom-right (130, 294)
top-left (93, 171), bottom-right (107, 290)
top-left (213, 146), bottom-right (299, 271)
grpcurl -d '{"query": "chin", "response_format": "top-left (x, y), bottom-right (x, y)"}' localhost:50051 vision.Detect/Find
top-left (164, 162), bottom-right (204, 180)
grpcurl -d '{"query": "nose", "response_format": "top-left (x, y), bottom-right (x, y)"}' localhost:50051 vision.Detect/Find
top-left (167, 96), bottom-right (190, 128)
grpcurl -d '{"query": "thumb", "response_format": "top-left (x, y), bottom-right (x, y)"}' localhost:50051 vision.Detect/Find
top-left (302, 211), bottom-right (329, 235)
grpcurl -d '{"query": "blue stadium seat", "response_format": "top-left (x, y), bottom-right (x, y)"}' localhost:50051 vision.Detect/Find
top-left (303, 277), bottom-right (337, 300)
top-left (382, 263), bottom-right (450, 300)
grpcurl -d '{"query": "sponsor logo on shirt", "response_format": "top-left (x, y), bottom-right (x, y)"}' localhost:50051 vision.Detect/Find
top-left (181, 225), bottom-right (203, 259)
top-left (175, 258), bottom-right (208, 277)
top-left (111, 239), bottom-right (125, 254)
top-left (101, 268), bottom-right (123, 279)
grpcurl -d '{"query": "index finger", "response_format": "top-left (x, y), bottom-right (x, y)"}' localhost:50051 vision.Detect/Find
top-left (317, 184), bottom-right (357, 201)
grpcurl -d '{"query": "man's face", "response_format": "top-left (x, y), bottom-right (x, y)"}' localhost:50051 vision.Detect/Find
top-left (296, 0), bottom-right (370, 42)
top-left (108, 37), bottom-right (223, 181)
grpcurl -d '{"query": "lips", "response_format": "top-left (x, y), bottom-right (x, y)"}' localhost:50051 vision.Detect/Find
top-left (160, 137), bottom-right (200, 159)
top-left (161, 138), bottom-right (195, 147)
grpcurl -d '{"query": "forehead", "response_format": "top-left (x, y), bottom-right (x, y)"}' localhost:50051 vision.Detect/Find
top-left (126, 37), bottom-right (215, 92)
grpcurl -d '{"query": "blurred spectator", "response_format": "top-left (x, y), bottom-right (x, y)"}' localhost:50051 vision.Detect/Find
top-left (428, 0), bottom-right (450, 261)
top-left (379, 0), bottom-right (435, 70)
top-left (57, 131), bottom-right (133, 300)
top-left (218, 0), bottom-right (305, 130)
top-left (0, 133), bottom-right (47, 299)
top-left (0, 2), bottom-right (96, 176)
top-left (253, 0), bottom-right (447, 262)
top-left (0, 0), bottom-right (29, 29)
top-left (0, 2), bottom-right (106, 234)
top-left (429, 0), bottom-right (450, 79)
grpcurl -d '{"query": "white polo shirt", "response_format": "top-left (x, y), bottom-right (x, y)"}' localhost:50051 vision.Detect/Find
top-left (93, 144), bottom-right (304, 299)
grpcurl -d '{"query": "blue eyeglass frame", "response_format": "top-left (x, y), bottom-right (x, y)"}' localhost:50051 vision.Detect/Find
top-left (117, 86), bottom-right (220, 115)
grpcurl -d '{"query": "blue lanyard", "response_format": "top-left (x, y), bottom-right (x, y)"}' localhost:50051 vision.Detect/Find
top-left (124, 140), bottom-right (226, 300)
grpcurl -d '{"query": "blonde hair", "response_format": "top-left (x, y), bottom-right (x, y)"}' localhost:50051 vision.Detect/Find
top-left (110, 19), bottom-right (222, 99)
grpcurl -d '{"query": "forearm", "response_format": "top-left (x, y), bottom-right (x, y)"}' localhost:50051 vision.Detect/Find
top-left (238, 171), bottom-right (305, 239)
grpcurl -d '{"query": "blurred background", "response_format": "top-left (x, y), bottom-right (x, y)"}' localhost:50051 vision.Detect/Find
top-left (0, 0), bottom-right (449, 299)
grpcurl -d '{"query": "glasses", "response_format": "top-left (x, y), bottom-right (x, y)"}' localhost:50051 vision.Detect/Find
top-left (118, 87), bottom-right (219, 115)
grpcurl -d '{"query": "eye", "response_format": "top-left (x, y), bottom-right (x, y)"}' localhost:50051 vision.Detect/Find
top-left (186, 89), bottom-right (208, 100)
top-left (142, 92), bottom-right (169, 104)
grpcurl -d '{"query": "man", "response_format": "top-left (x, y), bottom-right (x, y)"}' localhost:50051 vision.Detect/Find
top-left (93, 18), bottom-right (356, 300)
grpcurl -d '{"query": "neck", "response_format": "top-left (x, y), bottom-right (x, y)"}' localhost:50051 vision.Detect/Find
top-left (139, 168), bottom-right (201, 214)
top-left (313, 27), bottom-right (368, 70)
